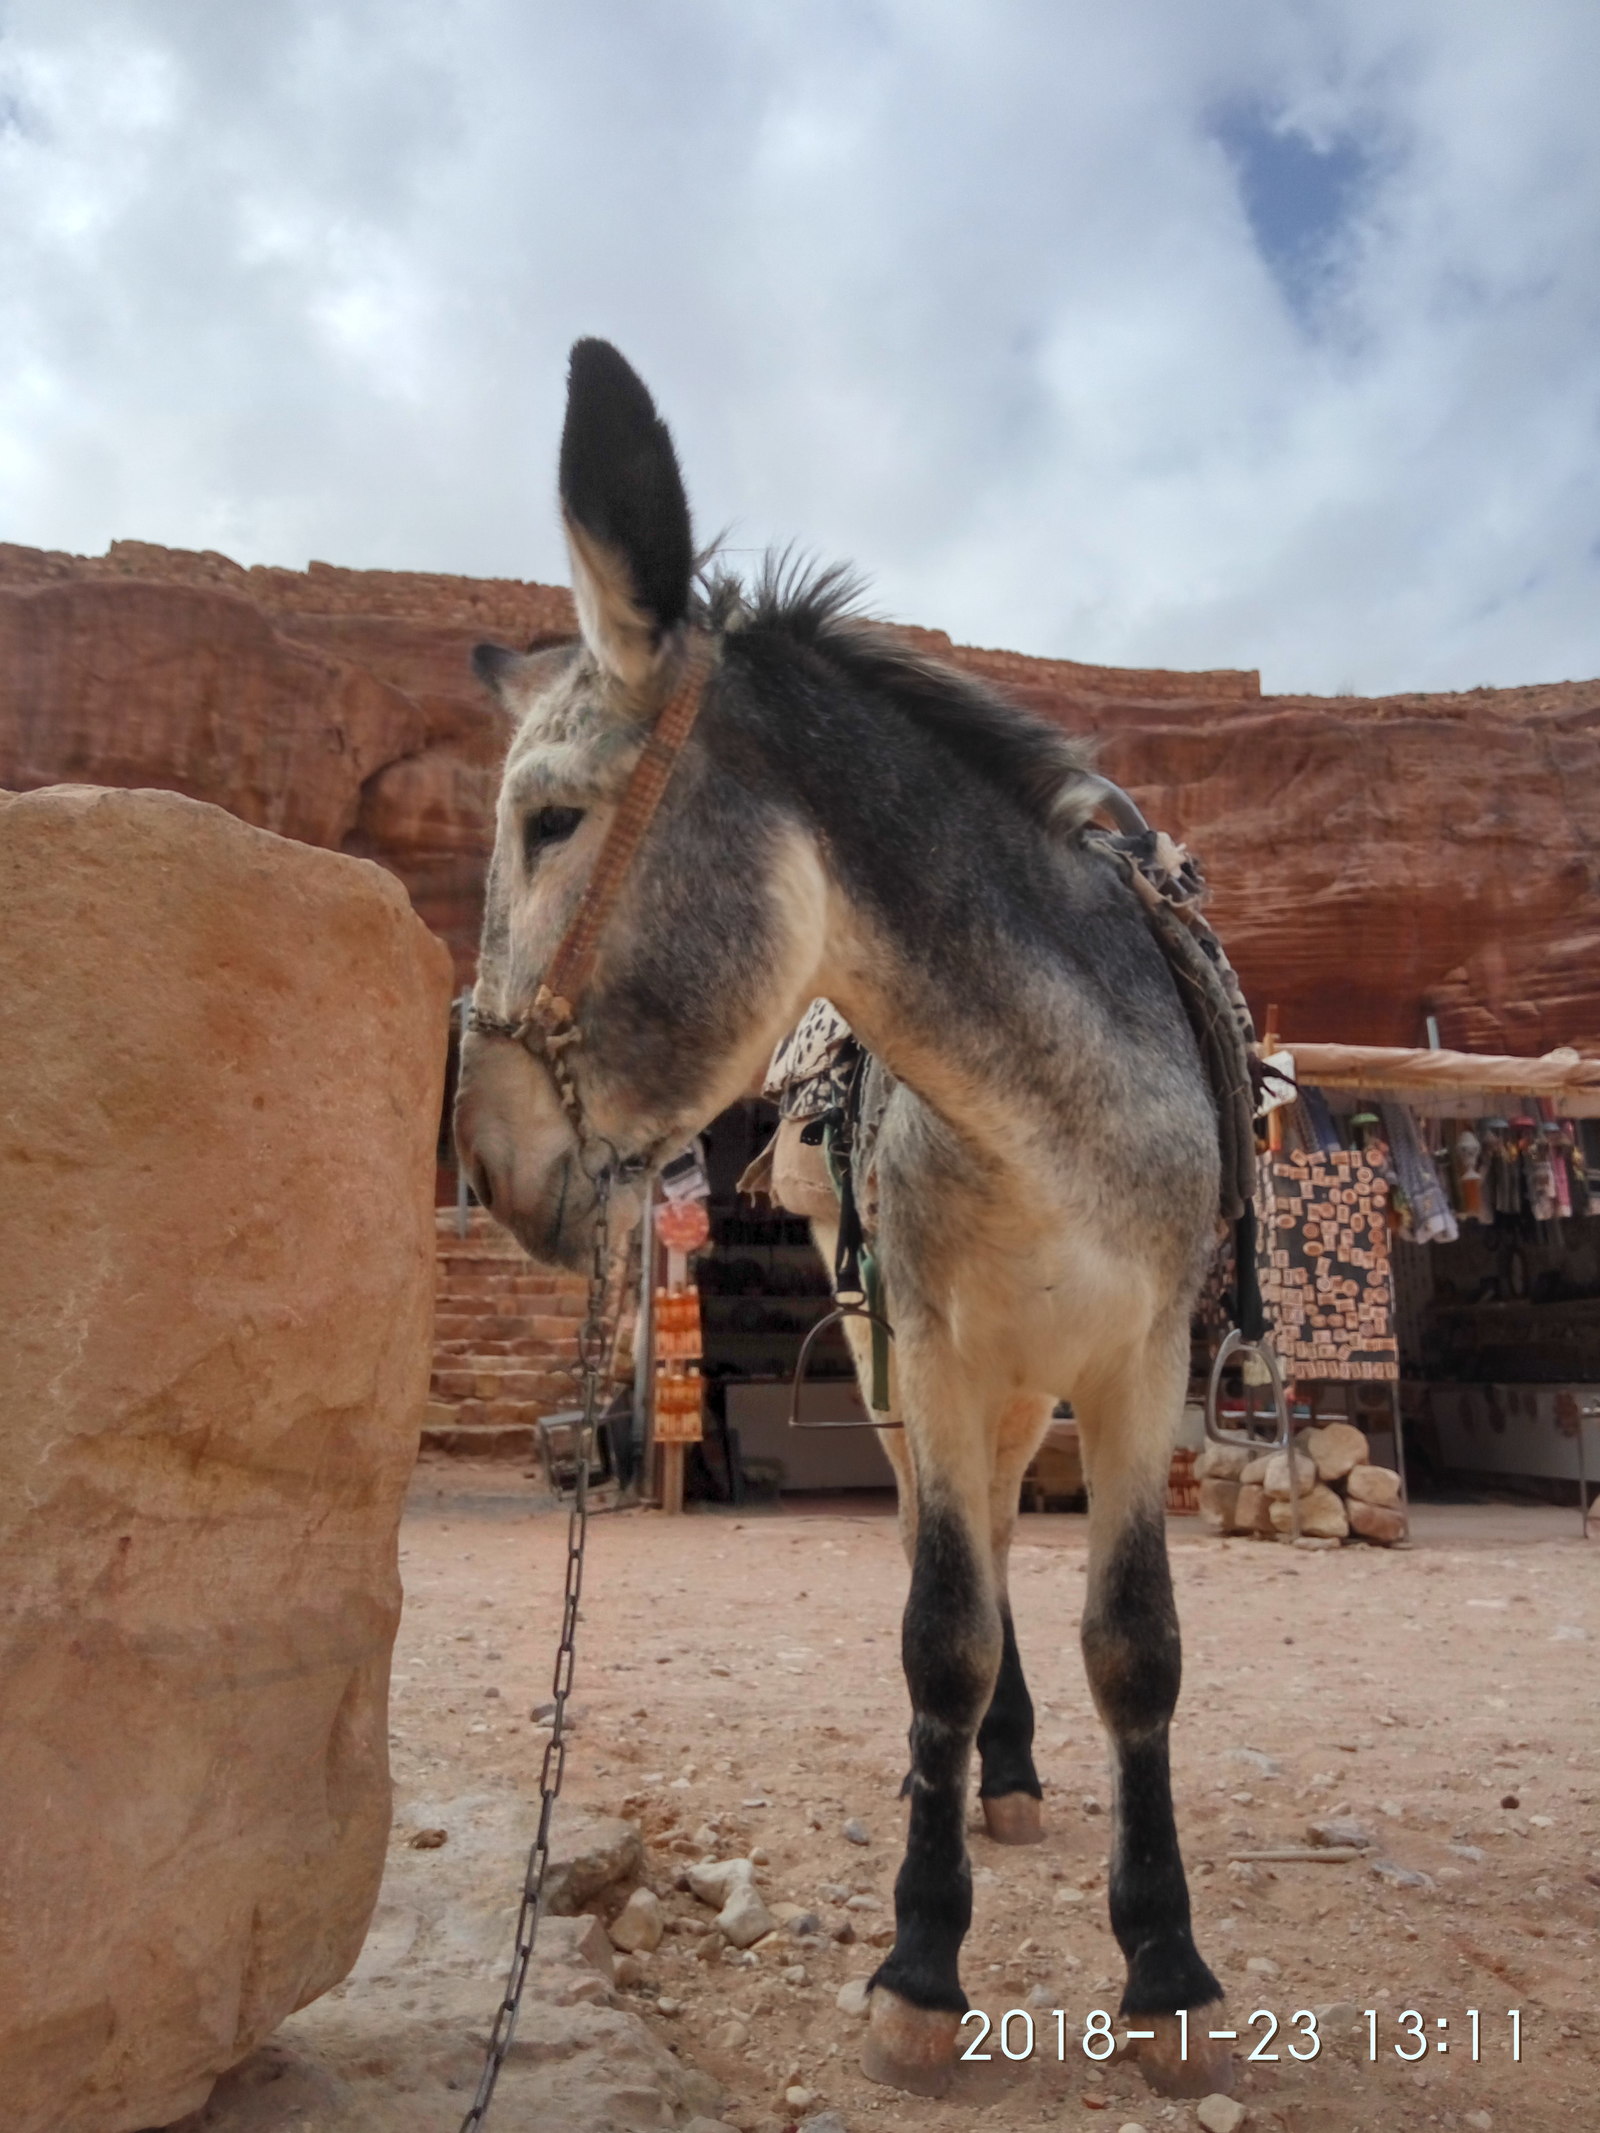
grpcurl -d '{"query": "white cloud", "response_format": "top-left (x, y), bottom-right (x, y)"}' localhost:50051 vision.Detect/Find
top-left (0, 0), bottom-right (1595, 692)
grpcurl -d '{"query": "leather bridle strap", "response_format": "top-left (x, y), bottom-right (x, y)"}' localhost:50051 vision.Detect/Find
top-left (537, 629), bottom-right (715, 1026)
top-left (466, 628), bottom-right (716, 1165)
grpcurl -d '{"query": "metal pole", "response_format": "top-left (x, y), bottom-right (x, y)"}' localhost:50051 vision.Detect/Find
top-left (1390, 1378), bottom-right (1412, 1541)
top-left (634, 1181), bottom-right (657, 1501)
top-left (1578, 1401), bottom-right (1591, 1541)
top-left (455, 992), bottom-right (472, 1238)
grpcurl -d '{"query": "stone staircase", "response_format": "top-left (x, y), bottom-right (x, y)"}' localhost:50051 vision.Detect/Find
top-left (424, 1209), bottom-right (588, 1458)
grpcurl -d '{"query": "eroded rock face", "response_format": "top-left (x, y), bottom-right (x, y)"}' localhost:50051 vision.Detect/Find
top-left (0, 786), bottom-right (453, 2133)
top-left (3, 538), bottom-right (1598, 1046)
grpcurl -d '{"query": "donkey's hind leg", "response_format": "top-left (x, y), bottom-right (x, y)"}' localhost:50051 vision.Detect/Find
top-left (1074, 1326), bottom-right (1232, 2100)
top-left (864, 1390), bottom-right (1001, 2097)
top-left (975, 1393), bottom-right (1053, 1844)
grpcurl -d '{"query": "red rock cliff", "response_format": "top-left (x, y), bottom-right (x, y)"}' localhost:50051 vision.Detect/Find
top-left (4, 538), bottom-right (1597, 1052)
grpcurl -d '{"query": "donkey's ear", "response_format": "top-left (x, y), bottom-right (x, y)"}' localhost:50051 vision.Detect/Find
top-left (472, 641), bottom-right (525, 697)
top-left (559, 339), bottom-right (693, 696)
top-left (470, 637), bottom-right (575, 718)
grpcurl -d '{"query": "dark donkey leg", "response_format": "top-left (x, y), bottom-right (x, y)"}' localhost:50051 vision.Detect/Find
top-left (863, 1426), bottom-right (1001, 2096)
top-left (975, 1395), bottom-right (1054, 1843)
top-left (1076, 1332), bottom-right (1233, 2100)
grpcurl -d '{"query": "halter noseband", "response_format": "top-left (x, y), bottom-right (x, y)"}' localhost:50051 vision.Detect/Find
top-left (466, 628), bottom-right (716, 1179)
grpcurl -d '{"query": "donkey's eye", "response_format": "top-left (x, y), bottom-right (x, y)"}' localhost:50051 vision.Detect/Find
top-left (523, 806), bottom-right (585, 866)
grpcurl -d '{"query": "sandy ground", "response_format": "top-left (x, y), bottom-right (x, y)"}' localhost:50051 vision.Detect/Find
top-left (187, 1461), bottom-right (1599, 2133)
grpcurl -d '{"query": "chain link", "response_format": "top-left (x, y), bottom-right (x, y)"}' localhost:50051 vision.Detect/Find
top-left (457, 1170), bottom-right (614, 2133)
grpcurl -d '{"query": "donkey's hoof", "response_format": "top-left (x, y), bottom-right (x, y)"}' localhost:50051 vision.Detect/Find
top-left (981, 1792), bottom-right (1043, 1845)
top-left (1133, 2004), bottom-right (1235, 2099)
top-left (860, 1988), bottom-right (959, 2097)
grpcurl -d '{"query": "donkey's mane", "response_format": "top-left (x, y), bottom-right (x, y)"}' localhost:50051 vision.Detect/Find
top-left (701, 553), bottom-right (1098, 835)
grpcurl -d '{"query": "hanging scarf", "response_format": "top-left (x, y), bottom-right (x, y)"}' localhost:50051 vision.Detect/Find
top-left (1380, 1102), bottom-right (1459, 1244)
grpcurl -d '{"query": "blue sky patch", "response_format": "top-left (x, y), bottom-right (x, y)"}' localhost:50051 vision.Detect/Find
top-left (1215, 104), bottom-right (1371, 317)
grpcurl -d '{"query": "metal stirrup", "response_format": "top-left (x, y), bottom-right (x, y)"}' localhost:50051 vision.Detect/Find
top-left (1204, 1327), bottom-right (1300, 1544)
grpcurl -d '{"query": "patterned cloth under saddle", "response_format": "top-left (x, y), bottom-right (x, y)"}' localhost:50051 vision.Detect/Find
top-left (741, 1001), bottom-right (887, 1223)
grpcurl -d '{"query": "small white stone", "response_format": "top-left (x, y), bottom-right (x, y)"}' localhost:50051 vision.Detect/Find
top-left (836, 1976), bottom-right (872, 2016)
top-left (1313, 2000), bottom-right (1360, 2029)
top-left (712, 2018), bottom-right (750, 2050)
top-left (718, 1879), bottom-right (777, 1949)
top-left (842, 1817), bottom-right (870, 1845)
top-left (655, 1996), bottom-right (680, 2015)
top-left (607, 1887), bottom-right (664, 1954)
top-left (687, 1856), bottom-right (755, 1907)
top-left (1196, 2095), bottom-right (1246, 2133)
top-left (784, 2086), bottom-right (815, 2108)
top-left (1245, 1954), bottom-right (1279, 1978)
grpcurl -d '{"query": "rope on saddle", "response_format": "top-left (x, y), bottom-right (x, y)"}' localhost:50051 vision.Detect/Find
top-left (1082, 825), bottom-right (1265, 1341)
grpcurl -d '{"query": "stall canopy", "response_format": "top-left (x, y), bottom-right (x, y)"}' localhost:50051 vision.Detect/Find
top-left (1284, 1043), bottom-right (1600, 1116)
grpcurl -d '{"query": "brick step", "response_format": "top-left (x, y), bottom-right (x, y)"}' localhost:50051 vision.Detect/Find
top-left (428, 1390), bottom-right (575, 1427)
top-left (431, 1365), bottom-right (554, 1402)
top-left (434, 1285), bottom-right (579, 1310)
top-left (420, 1421), bottom-right (538, 1460)
top-left (433, 1336), bottom-right (540, 1358)
top-left (435, 1269), bottom-right (574, 1296)
top-left (437, 1260), bottom-right (573, 1278)
top-left (431, 1312), bottom-right (580, 1344)
top-left (434, 1244), bottom-right (548, 1269)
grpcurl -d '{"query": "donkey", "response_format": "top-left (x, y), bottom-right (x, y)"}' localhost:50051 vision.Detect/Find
top-left (455, 339), bottom-right (1232, 2100)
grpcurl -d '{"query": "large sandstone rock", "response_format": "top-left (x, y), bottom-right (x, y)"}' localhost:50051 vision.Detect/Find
top-left (1269, 1481), bottom-right (1350, 1539)
top-left (1348, 1498), bottom-right (1408, 1545)
top-left (1199, 1477), bottom-right (1241, 1532)
top-left (1232, 1482), bottom-right (1274, 1536)
top-left (1346, 1462), bottom-right (1403, 1507)
top-left (1263, 1446), bottom-right (1318, 1500)
top-left (1195, 1442), bottom-right (1251, 1482)
top-left (1303, 1422), bottom-right (1370, 1483)
top-left (0, 786), bottom-right (452, 2133)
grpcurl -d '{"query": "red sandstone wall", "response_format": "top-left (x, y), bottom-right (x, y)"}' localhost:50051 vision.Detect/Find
top-left (3, 538), bottom-right (1597, 1052)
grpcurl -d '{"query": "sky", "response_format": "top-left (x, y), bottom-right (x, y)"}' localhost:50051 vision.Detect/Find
top-left (1, 1), bottom-right (1597, 695)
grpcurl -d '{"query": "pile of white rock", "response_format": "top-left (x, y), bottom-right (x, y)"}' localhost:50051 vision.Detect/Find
top-left (1196, 1421), bottom-right (1406, 1545)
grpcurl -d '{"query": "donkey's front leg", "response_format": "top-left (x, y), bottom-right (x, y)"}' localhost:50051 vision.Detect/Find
top-left (1078, 1348), bottom-right (1232, 2100)
top-left (864, 1469), bottom-right (1001, 2097)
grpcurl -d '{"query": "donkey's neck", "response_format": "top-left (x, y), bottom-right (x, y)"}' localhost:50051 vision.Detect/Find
top-left (711, 625), bottom-right (1183, 1197)
top-left (807, 869), bottom-right (1071, 1168)
top-left (773, 770), bottom-right (1095, 1167)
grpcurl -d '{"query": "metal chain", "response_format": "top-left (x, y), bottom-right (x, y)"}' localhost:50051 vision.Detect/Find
top-left (457, 1168), bottom-right (614, 2132)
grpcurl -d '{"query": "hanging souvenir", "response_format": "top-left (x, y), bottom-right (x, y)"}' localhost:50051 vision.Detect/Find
top-left (1452, 1124), bottom-right (1487, 1222)
top-left (653, 1369), bottom-right (704, 1444)
top-left (654, 1287), bottom-right (703, 1360)
top-left (1545, 1122), bottom-right (1574, 1220)
top-left (1522, 1116), bottom-right (1557, 1223)
top-left (655, 1196), bottom-right (711, 1254)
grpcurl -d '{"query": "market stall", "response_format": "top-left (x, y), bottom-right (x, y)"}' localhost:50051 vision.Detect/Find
top-left (1244, 1042), bottom-right (1600, 1531)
